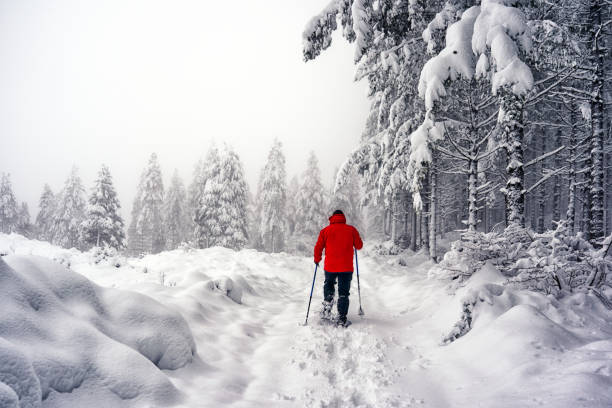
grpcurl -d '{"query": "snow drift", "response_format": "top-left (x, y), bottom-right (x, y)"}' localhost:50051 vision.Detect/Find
top-left (2, 233), bottom-right (612, 407)
top-left (0, 254), bottom-right (196, 408)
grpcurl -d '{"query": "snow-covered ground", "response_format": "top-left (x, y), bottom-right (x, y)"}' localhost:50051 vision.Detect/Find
top-left (1, 233), bottom-right (612, 407)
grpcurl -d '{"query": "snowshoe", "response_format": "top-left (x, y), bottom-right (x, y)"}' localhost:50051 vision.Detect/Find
top-left (319, 300), bottom-right (334, 321)
top-left (336, 316), bottom-right (352, 328)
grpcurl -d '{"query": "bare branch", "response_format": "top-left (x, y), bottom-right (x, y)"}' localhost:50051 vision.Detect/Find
top-left (524, 146), bottom-right (566, 168)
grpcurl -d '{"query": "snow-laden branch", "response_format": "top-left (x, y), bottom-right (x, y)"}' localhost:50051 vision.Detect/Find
top-left (523, 145), bottom-right (565, 169)
top-left (525, 65), bottom-right (581, 106)
top-left (524, 166), bottom-right (568, 195)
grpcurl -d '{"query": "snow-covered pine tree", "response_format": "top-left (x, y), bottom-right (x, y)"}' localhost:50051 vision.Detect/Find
top-left (187, 159), bottom-right (206, 242)
top-left (294, 152), bottom-right (328, 237)
top-left (286, 175), bottom-right (300, 237)
top-left (331, 166), bottom-right (363, 232)
top-left (305, 0), bottom-right (449, 257)
top-left (194, 146), bottom-right (222, 248)
top-left (259, 140), bottom-right (287, 253)
top-left (16, 202), bottom-right (33, 237)
top-left (128, 154), bottom-right (165, 255)
top-left (0, 173), bottom-right (18, 233)
top-left (81, 165), bottom-right (125, 250)
top-left (127, 181), bottom-right (144, 254)
top-left (216, 146), bottom-right (249, 249)
top-left (163, 170), bottom-right (189, 250)
top-left (51, 166), bottom-right (87, 249)
top-left (36, 184), bottom-right (56, 241)
top-left (248, 173), bottom-right (264, 250)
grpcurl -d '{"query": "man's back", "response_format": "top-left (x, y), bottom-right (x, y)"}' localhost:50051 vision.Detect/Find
top-left (314, 213), bottom-right (363, 272)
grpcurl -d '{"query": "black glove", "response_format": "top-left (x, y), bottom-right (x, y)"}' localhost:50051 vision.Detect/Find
top-left (315, 262), bottom-right (319, 266)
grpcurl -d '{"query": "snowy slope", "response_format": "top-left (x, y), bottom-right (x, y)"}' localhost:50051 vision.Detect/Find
top-left (1, 233), bottom-right (612, 407)
top-left (0, 254), bottom-right (195, 408)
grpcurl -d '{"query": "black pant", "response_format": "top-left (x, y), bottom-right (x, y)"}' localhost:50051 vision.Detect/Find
top-left (323, 272), bottom-right (353, 317)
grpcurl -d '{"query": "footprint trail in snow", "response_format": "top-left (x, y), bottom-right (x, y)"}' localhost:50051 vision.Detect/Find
top-left (292, 322), bottom-right (415, 408)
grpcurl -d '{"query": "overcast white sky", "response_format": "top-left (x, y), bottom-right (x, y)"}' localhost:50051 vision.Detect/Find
top-left (0, 0), bottom-right (370, 221)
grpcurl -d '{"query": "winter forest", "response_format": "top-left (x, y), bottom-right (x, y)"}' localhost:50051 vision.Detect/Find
top-left (1, 0), bottom-right (611, 407)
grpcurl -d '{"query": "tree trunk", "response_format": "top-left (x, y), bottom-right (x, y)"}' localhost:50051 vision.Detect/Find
top-left (566, 103), bottom-right (577, 232)
top-left (391, 195), bottom-right (398, 243)
top-left (537, 131), bottom-right (546, 234)
top-left (500, 90), bottom-right (526, 227)
top-left (467, 157), bottom-right (478, 232)
top-left (552, 128), bottom-right (562, 225)
top-left (587, 0), bottom-right (606, 245)
top-left (383, 208), bottom-right (390, 239)
top-left (429, 153), bottom-right (438, 262)
top-left (421, 168), bottom-right (430, 252)
top-left (410, 209), bottom-right (418, 251)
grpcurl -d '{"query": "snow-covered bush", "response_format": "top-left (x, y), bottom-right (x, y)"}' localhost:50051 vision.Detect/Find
top-left (442, 278), bottom-right (505, 345)
top-left (507, 222), bottom-right (611, 295)
top-left (212, 277), bottom-right (243, 304)
top-left (88, 244), bottom-right (124, 268)
top-left (372, 240), bottom-right (402, 256)
top-left (432, 222), bottom-right (612, 297)
top-left (429, 223), bottom-right (532, 285)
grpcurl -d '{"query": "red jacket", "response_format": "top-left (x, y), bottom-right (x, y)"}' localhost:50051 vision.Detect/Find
top-left (314, 213), bottom-right (363, 272)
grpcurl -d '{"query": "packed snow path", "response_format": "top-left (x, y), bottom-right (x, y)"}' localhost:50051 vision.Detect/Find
top-left (2, 234), bottom-right (612, 407)
top-left (157, 251), bottom-right (428, 408)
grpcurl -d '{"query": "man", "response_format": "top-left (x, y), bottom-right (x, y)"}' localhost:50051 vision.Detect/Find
top-left (314, 209), bottom-right (363, 326)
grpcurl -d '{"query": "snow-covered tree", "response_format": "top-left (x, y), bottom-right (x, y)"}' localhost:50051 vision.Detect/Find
top-left (81, 165), bottom-right (125, 250)
top-left (36, 184), bottom-right (56, 241)
top-left (216, 146), bottom-right (249, 249)
top-left (194, 146), bottom-right (222, 248)
top-left (193, 145), bottom-right (249, 249)
top-left (286, 175), bottom-right (300, 236)
top-left (51, 166), bottom-right (87, 249)
top-left (331, 166), bottom-right (363, 233)
top-left (305, 0), bottom-right (447, 257)
top-left (0, 173), bottom-right (18, 233)
top-left (259, 140), bottom-right (287, 253)
top-left (248, 173), bottom-right (265, 250)
top-left (187, 159), bottom-right (206, 242)
top-left (128, 154), bottom-right (165, 255)
top-left (294, 152), bottom-right (328, 236)
top-left (16, 202), bottom-right (33, 237)
top-left (163, 170), bottom-right (189, 250)
top-left (414, 2), bottom-right (534, 227)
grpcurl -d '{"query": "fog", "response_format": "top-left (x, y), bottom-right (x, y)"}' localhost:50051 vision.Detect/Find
top-left (0, 0), bottom-right (370, 221)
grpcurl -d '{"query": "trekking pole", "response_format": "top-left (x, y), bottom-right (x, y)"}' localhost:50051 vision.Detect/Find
top-left (355, 248), bottom-right (364, 316)
top-left (303, 264), bottom-right (318, 326)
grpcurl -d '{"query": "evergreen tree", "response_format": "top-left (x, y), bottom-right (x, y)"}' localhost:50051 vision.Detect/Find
top-left (0, 173), bottom-right (18, 233)
top-left (163, 169), bottom-right (189, 250)
top-left (187, 159), bottom-right (205, 242)
top-left (81, 165), bottom-right (126, 250)
top-left (248, 173), bottom-right (264, 250)
top-left (193, 145), bottom-right (249, 250)
top-left (128, 180), bottom-right (144, 254)
top-left (194, 146), bottom-right (222, 248)
top-left (294, 152), bottom-right (328, 236)
top-left (128, 154), bottom-right (165, 254)
top-left (286, 175), bottom-right (300, 236)
top-left (16, 202), bottom-right (33, 237)
top-left (217, 146), bottom-right (249, 249)
top-left (36, 184), bottom-right (56, 241)
top-left (259, 139), bottom-right (287, 252)
top-left (51, 166), bottom-right (86, 249)
top-left (331, 166), bottom-right (363, 231)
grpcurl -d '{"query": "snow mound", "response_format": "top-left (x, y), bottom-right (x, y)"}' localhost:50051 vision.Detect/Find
top-left (0, 255), bottom-right (196, 407)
